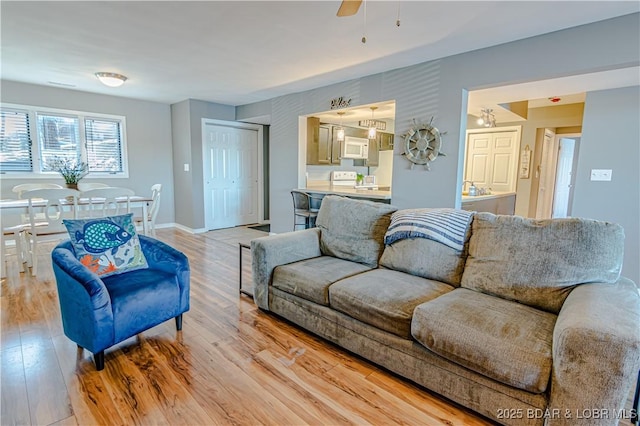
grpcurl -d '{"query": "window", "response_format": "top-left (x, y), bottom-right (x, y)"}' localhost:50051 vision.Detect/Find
top-left (0, 104), bottom-right (127, 177)
top-left (0, 109), bottom-right (32, 172)
top-left (85, 118), bottom-right (124, 172)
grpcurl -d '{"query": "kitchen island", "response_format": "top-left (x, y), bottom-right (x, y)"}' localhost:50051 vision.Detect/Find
top-left (461, 192), bottom-right (516, 215)
top-left (298, 185), bottom-right (392, 205)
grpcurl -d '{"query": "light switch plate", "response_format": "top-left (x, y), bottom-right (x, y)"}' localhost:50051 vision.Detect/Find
top-left (590, 169), bottom-right (612, 181)
top-left (183, 163), bottom-right (190, 172)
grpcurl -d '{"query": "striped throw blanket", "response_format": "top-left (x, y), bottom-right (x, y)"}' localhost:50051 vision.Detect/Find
top-left (384, 208), bottom-right (474, 252)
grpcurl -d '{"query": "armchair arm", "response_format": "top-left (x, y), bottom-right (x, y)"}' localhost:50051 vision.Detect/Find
top-left (139, 235), bottom-right (190, 311)
top-left (548, 278), bottom-right (640, 425)
top-left (52, 243), bottom-right (115, 353)
top-left (251, 228), bottom-right (322, 310)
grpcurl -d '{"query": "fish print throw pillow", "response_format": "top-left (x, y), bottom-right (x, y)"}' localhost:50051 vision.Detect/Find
top-left (63, 213), bottom-right (148, 278)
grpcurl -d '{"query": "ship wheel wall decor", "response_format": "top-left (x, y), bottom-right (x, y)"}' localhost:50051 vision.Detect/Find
top-left (402, 118), bottom-right (446, 170)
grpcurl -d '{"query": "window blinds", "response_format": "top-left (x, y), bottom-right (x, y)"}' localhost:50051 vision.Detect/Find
top-left (0, 109), bottom-right (32, 172)
top-left (84, 118), bottom-right (123, 172)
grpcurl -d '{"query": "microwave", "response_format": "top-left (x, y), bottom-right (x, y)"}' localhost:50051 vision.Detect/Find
top-left (342, 136), bottom-right (369, 159)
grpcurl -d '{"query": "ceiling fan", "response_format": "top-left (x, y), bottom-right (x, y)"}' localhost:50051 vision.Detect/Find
top-left (337, 0), bottom-right (363, 17)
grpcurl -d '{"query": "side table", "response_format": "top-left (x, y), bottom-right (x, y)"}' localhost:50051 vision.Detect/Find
top-left (238, 242), bottom-right (253, 297)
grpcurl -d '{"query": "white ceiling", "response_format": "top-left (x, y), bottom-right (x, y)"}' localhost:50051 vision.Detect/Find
top-left (2, 1), bottom-right (638, 110)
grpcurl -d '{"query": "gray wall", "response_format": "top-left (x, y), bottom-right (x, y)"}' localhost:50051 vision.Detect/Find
top-left (0, 80), bottom-right (175, 225)
top-left (572, 86), bottom-right (639, 284)
top-left (238, 13), bottom-right (639, 283)
top-left (170, 99), bottom-right (235, 230)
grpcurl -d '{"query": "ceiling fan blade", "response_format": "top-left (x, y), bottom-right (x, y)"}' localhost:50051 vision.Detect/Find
top-left (337, 0), bottom-right (362, 17)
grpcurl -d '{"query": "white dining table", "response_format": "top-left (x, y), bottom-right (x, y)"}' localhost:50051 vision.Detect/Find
top-left (0, 195), bottom-right (153, 235)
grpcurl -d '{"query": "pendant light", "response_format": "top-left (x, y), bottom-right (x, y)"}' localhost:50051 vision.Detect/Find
top-left (336, 111), bottom-right (346, 143)
top-left (477, 108), bottom-right (496, 128)
top-left (368, 106), bottom-right (378, 139)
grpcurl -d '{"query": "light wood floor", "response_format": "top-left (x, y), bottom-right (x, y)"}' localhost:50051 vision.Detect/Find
top-left (0, 226), bottom-right (582, 425)
top-left (0, 228), bottom-right (490, 425)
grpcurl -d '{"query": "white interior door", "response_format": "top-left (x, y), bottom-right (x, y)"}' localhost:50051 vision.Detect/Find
top-left (465, 133), bottom-right (492, 188)
top-left (489, 131), bottom-right (518, 193)
top-left (464, 129), bottom-right (519, 192)
top-left (535, 128), bottom-right (558, 219)
top-left (203, 122), bottom-right (259, 230)
top-left (552, 137), bottom-right (577, 218)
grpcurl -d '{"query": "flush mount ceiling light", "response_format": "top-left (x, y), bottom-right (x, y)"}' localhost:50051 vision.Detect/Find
top-left (95, 72), bottom-right (128, 88)
top-left (476, 108), bottom-right (496, 128)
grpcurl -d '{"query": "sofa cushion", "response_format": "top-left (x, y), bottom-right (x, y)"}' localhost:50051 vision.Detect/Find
top-left (412, 288), bottom-right (556, 393)
top-left (316, 195), bottom-right (397, 268)
top-left (104, 268), bottom-right (181, 342)
top-left (461, 212), bottom-right (625, 313)
top-left (272, 256), bottom-right (371, 306)
top-left (329, 269), bottom-right (454, 338)
top-left (380, 237), bottom-right (468, 287)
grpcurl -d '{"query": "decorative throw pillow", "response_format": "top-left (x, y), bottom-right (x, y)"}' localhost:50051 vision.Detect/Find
top-left (63, 213), bottom-right (148, 277)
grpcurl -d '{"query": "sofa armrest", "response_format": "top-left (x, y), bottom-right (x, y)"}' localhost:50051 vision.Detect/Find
top-left (52, 245), bottom-right (115, 352)
top-left (251, 228), bottom-right (322, 310)
top-left (548, 278), bottom-right (640, 425)
top-left (139, 235), bottom-right (190, 310)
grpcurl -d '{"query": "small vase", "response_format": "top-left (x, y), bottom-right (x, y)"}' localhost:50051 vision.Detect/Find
top-left (65, 183), bottom-right (78, 202)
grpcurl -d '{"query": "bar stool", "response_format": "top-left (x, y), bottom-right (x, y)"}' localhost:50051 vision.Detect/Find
top-left (291, 190), bottom-right (318, 231)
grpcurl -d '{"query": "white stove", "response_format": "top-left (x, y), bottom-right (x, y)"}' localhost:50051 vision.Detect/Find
top-left (330, 171), bottom-right (378, 190)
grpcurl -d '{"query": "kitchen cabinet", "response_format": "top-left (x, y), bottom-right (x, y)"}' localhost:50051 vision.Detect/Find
top-left (307, 119), bottom-right (341, 165)
top-left (307, 120), bottom-right (377, 165)
top-left (378, 132), bottom-right (394, 151)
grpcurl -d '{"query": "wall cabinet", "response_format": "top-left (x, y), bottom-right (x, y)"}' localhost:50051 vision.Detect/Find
top-left (308, 120), bottom-right (376, 165)
top-left (378, 132), bottom-right (394, 151)
top-left (307, 119), bottom-right (341, 165)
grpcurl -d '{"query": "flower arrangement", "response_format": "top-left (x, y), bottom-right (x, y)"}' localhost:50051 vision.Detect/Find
top-left (47, 156), bottom-right (89, 185)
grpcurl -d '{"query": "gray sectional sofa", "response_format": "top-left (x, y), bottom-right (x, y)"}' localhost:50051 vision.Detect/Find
top-left (251, 195), bottom-right (640, 425)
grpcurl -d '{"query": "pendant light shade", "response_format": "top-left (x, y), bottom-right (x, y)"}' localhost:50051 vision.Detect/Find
top-left (368, 106), bottom-right (378, 139)
top-left (336, 111), bottom-right (346, 143)
top-left (95, 72), bottom-right (128, 88)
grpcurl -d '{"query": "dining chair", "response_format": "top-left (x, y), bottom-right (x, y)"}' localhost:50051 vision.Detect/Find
top-left (81, 187), bottom-right (135, 218)
top-left (21, 188), bottom-right (80, 276)
top-left (134, 184), bottom-right (162, 236)
top-left (1, 208), bottom-right (29, 278)
top-left (77, 182), bottom-right (109, 192)
top-left (13, 183), bottom-right (64, 198)
top-left (291, 190), bottom-right (318, 231)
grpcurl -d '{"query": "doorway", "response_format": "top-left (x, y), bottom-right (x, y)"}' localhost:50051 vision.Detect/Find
top-left (552, 135), bottom-right (580, 218)
top-left (202, 119), bottom-right (263, 230)
top-left (534, 129), bottom-right (580, 219)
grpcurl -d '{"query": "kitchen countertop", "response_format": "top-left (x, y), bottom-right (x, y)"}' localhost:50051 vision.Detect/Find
top-left (300, 184), bottom-right (392, 200)
top-left (461, 191), bottom-right (516, 202)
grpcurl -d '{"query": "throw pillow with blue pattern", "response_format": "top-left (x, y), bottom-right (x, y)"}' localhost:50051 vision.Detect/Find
top-left (63, 213), bottom-right (148, 277)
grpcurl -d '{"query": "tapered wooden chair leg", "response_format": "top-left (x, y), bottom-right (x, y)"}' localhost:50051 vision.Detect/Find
top-left (175, 314), bottom-right (183, 331)
top-left (94, 351), bottom-right (105, 371)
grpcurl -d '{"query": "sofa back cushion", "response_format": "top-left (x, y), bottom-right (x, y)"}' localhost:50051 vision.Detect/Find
top-left (461, 212), bottom-right (625, 313)
top-left (380, 237), bottom-right (468, 286)
top-left (316, 195), bottom-right (397, 268)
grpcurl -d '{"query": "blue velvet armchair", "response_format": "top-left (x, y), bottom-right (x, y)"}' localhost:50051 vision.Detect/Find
top-left (51, 235), bottom-right (190, 371)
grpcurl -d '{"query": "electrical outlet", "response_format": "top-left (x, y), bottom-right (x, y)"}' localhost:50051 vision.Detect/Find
top-left (590, 169), bottom-right (612, 181)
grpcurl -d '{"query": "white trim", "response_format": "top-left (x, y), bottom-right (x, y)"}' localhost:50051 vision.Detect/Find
top-left (173, 223), bottom-right (208, 234)
top-left (201, 118), bottom-right (264, 230)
